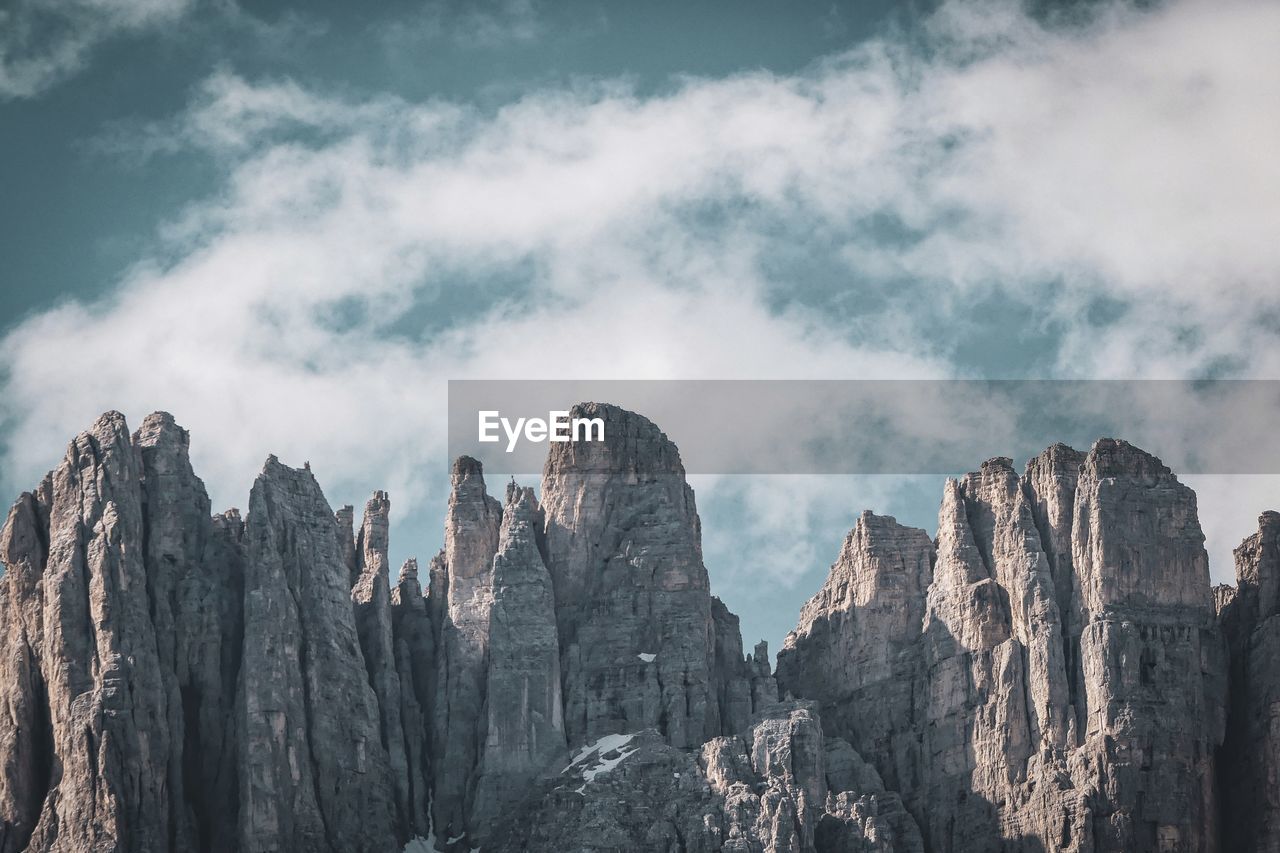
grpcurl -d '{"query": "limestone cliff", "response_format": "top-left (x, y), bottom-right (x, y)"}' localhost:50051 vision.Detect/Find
top-left (540, 402), bottom-right (769, 751)
top-left (1219, 511), bottom-right (1280, 852)
top-left (778, 439), bottom-right (1230, 853)
top-left (0, 408), bottom-right (1271, 853)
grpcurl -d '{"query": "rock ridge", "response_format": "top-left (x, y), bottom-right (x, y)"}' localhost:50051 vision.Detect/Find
top-left (0, 409), bottom-right (1271, 853)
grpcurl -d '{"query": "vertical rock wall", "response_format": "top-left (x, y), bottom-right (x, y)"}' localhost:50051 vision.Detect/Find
top-left (1219, 511), bottom-right (1280, 853)
top-left (539, 402), bottom-right (769, 751)
top-left (779, 439), bottom-right (1229, 853)
top-left (0, 408), bottom-right (1267, 853)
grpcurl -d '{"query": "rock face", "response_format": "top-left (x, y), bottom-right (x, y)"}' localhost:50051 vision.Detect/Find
top-left (1220, 511), bottom-right (1280, 852)
top-left (540, 402), bottom-right (768, 751)
top-left (429, 456), bottom-right (502, 846)
top-left (349, 491), bottom-right (415, 839)
top-left (1066, 440), bottom-right (1225, 852)
top-left (773, 511), bottom-right (933, 799)
top-left (0, 414), bottom-right (423, 853)
top-left (492, 701), bottom-right (923, 853)
top-left (428, 407), bottom-right (776, 849)
top-left (0, 412), bottom-right (184, 853)
top-left (778, 439), bottom-right (1228, 853)
top-left (0, 408), bottom-right (1270, 853)
top-left (238, 457), bottom-right (399, 852)
top-left (470, 484), bottom-right (566, 843)
top-left (391, 557), bottom-right (436, 842)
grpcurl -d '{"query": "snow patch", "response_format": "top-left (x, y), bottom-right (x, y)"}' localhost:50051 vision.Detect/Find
top-left (401, 837), bottom-right (434, 853)
top-left (564, 732), bottom-right (637, 771)
top-left (561, 732), bottom-right (641, 793)
top-left (637, 653), bottom-right (656, 663)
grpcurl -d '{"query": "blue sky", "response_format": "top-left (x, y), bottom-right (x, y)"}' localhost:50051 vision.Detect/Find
top-left (2, 0), bottom-right (1278, 652)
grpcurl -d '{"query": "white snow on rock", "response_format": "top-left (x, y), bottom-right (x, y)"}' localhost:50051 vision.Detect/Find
top-left (637, 653), bottom-right (656, 663)
top-left (560, 732), bottom-right (641, 793)
top-left (564, 732), bottom-right (636, 771)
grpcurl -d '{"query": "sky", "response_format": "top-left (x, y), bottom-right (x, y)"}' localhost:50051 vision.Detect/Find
top-left (1, 0), bottom-right (1278, 653)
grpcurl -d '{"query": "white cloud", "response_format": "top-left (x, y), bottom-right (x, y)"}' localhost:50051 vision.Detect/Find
top-left (0, 0), bottom-right (193, 99)
top-left (2, 0), bottom-right (1279, 613)
top-left (1184, 475), bottom-right (1280, 588)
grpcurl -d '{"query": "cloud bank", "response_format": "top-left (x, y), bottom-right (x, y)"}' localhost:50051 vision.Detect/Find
top-left (0, 0), bottom-right (193, 99)
top-left (2, 0), bottom-right (1277, 604)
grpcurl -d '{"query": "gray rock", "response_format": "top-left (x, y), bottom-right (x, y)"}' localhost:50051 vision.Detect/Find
top-left (1069, 439), bottom-right (1225, 852)
top-left (471, 484), bottom-right (568, 843)
top-left (779, 439), bottom-right (1228, 853)
top-left (431, 456), bottom-right (502, 847)
top-left (490, 729), bottom-right (722, 853)
top-left (702, 702), bottom-right (826, 853)
top-left (0, 413), bottom-right (177, 852)
top-left (0, 408), bottom-right (1264, 853)
top-left (712, 597), bottom-right (758, 735)
top-left (491, 701), bottom-right (921, 853)
top-left (819, 739), bottom-right (923, 853)
top-left (540, 402), bottom-right (764, 751)
top-left (775, 511), bottom-right (933, 797)
top-left (351, 491), bottom-right (412, 839)
top-left (391, 557), bottom-right (436, 841)
top-left (137, 415), bottom-right (246, 853)
top-left (1219, 510), bottom-right (1280, 852)
top-left (336, 504), bottom-right (358, 586)
top-left (237, 455), bottom-right (398, 852)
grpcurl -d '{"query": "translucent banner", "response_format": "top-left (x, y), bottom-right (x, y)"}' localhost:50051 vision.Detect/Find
top-left (447, 379), bottom-right (1280, 475)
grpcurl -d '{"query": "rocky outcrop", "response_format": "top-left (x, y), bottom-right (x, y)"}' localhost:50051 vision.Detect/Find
top-left (139, 416), bottom-right (245, 853)
top-left (493, 701), bottom-right (923, 853)
top-left (238, 457), bottom-right (399, 852)
top-left (0, 413), bottom-right (420, 853)
top-left (351, 491), bottom-right (412, 838)
top-left (779, 439), bottom-right (1228, 853)
top-left (1067, 440), bottom-right (1225, 852)
top-left (540, 403), bottom-right (715, 749)
top-left (470, 484), bottom-right (567, 843)
top-left (775, 511), bottom-right (933, 798)
top-left (540, 402), bottom-right (771, 752)
top-left (0, 407), bottom-right (1268, 853)
top-left (0, 412), bottom-right (177, 853)
top-left (430, 457), bottom-right (502, 846)
top-left (0, 412), bottom-right (251, 853)
top-left (1219, 510), bottom-right (1280, 852)
top-left (712, 598), bottom-right (775, 735)
top-left (818, 738), bottom-right (923, 853)
top-left (489, 729), bottom-right (722, 852)
top-left (702, 703), bottom-right (827, 852)
top-left (427, 413), bottom-right (781, 847)
top-left (391, 558), bottom-right (435, 842)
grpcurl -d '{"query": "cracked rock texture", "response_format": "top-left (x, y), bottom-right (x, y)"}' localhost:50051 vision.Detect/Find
top-left (390, 556), bottom-right (435, 842)
top-left (238, 457), bottom-right (399, 852)
top-left (1220, 510), bottom-right (1280, 853)
top-left (470, 484), bottom-right (567, 844)
top-left (428, 456), bottom-right (502, 846)
top-left (779, 439), bottom-right (1231, 853)
top-left (492, 702), bottom-right (923, 853)
top-left (540, 402), bottom-right (772, 752)
top-left (349, 491), bottom-right (411, 836)
top-left (0, 409), bottom-right (1273, 853)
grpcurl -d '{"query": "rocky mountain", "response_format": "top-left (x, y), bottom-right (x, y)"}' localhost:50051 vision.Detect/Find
top-left (777, 441), bottom-right (1231, 852)
top-left (0, 404), bottom-right (1274, 852)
